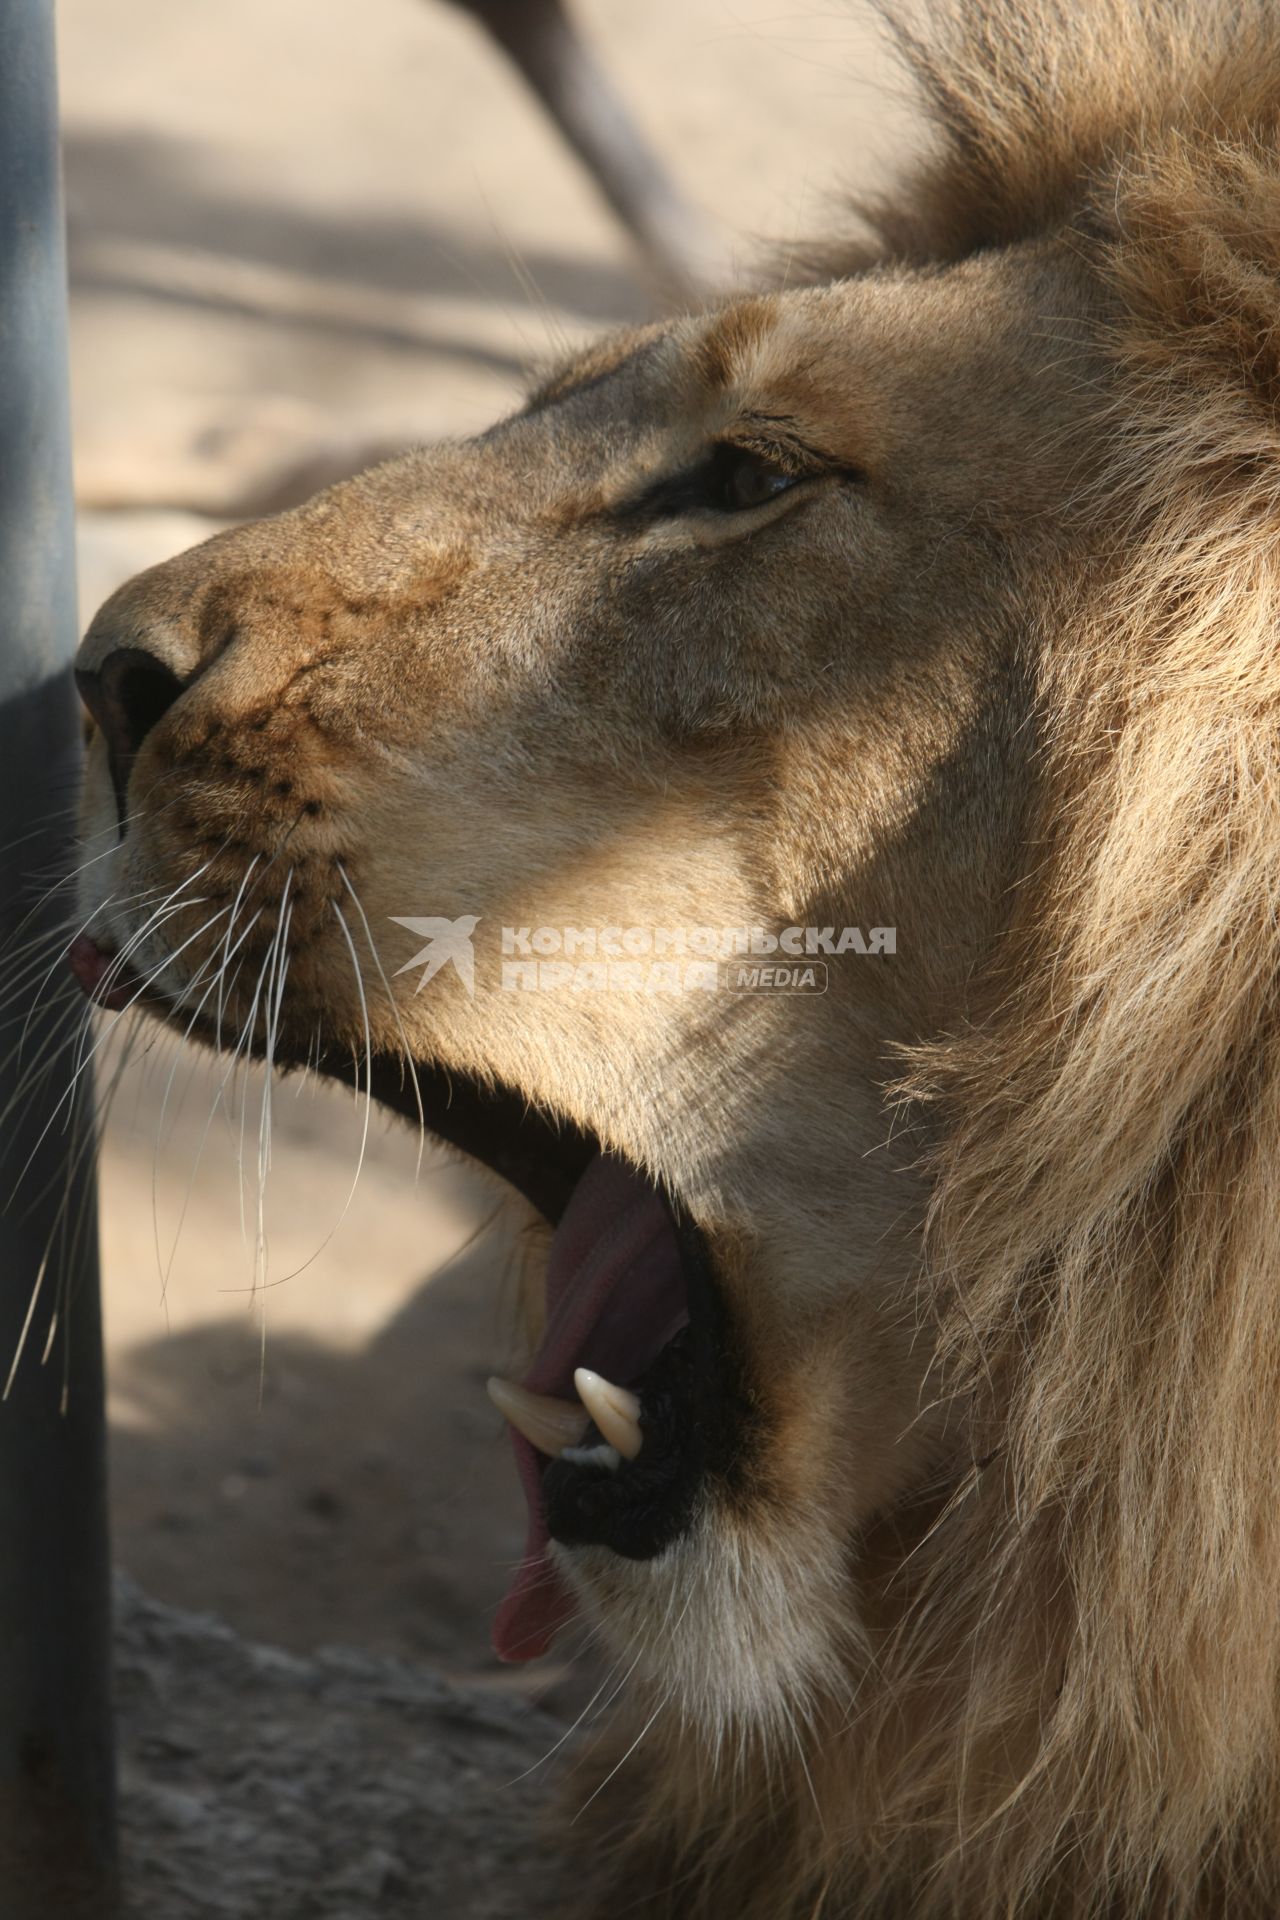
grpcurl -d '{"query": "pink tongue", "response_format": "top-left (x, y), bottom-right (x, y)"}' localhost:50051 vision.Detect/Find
top-left (492, 1153), bottom-right (686, 1663)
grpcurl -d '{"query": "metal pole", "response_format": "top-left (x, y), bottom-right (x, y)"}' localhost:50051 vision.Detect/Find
top-left (0, 2), bottom-right (117, 1913)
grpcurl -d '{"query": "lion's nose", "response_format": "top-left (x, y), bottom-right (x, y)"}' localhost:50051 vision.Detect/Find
top-left (75, 647), bottom-right (187, 774)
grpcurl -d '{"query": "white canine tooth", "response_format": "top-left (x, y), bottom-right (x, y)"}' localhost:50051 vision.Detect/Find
top-left (560, 1442), bottom-right (622, 1473)
top-left (573, 1367), bottom-right (643, 1461)
top-left (487, 1377), bottom-right (587, 1456)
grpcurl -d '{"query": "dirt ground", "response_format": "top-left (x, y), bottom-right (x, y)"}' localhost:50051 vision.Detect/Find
top-left (114, 1575), bottom-right (566, 1919)
top-left (57, 0), bottom-right (908, 1723)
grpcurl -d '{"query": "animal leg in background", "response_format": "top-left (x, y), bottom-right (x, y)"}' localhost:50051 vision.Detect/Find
top-left (445, 0), bottom-right (720, 300)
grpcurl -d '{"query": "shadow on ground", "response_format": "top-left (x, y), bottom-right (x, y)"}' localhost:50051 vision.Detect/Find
top-left (66, 129), bottom-right (650, 327)
top-left (110, 1225), bottom-right (587, 1716)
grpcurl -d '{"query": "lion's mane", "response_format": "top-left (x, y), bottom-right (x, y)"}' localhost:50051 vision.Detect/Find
top-left (581, 8), bottom-right (1280, 1914)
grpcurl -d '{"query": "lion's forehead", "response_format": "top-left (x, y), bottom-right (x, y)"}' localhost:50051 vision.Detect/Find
top-left (488, 263), bottom-right (1105, 509)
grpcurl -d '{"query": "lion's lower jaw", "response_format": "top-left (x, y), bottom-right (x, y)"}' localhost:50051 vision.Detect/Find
top-left (562, 1514), bottom-right (864, 1742)
top-left (550, 1538), bottom-right (876, 1919)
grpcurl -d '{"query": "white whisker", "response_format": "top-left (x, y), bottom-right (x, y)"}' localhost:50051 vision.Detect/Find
top-left (337, 863), bottom-right (426, 1177)
top-left (251, 898), bottom-right (372, 1290)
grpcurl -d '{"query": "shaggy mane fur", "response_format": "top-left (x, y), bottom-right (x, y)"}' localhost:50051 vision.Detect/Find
top-left (878, 3), bottom-right (1280, 1912)
top-left (863, 0), bottom-right (1280, 263)
top-left (594, 7), bottom-right (1280, 1915)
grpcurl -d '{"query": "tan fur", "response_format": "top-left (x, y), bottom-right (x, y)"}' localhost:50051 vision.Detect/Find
top-left (73, 4), bottom-right (1280, 1911)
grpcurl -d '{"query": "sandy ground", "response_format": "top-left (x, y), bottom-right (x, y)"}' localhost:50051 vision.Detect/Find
top-left (55, 0), bottom-right (909, 1704)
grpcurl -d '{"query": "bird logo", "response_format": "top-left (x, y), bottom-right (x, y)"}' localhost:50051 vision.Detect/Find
top-left (389, 915), bottom-right (480, 996)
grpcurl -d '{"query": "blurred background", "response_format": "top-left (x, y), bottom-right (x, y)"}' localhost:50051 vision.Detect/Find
top-left (59, 0), bottom-right (908, 1703)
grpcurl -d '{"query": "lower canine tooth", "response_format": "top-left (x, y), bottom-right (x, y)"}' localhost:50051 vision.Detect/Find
top-left (560, 1442), bottom-right (622, 1472)
top-left (487, 1377), bottom-right (586, 1456)
top-left (573, 1367), bottom-right (643, 1460)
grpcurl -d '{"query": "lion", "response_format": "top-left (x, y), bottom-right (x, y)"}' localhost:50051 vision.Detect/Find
top-left (65, 1), bottom-right (1280, 1911)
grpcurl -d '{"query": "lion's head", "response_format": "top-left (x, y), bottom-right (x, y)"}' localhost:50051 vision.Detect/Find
top-left (70, 2), bottom-right (1280, 1912)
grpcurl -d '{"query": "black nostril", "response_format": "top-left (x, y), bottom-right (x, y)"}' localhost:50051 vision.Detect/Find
top-left (75, 648), bottom-right (187, 774)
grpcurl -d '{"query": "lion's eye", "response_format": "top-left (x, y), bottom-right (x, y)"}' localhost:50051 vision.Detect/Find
top-left (708, 445), bottom-right (799, 514)
top-left (628, 443), bottom-right (807, 522)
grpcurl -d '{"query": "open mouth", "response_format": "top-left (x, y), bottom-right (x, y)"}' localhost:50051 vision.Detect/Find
top-left (68, 931), bottom-right (746, 1664)
top-left (484, 1156), bottom-right (740, 1661)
